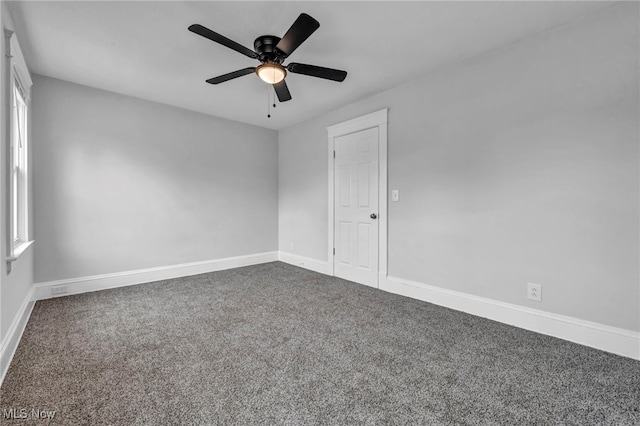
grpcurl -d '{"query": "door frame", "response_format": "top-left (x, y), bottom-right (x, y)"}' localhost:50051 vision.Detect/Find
top-left (327, 108), bottom-right (388, 287)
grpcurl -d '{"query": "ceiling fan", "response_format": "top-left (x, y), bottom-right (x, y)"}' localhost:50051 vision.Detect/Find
top-left (188, 13), bottom-right (347, 103)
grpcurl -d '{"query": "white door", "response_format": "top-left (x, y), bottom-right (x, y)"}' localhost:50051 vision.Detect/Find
top-left (334, 127), bottom-right (379, 288)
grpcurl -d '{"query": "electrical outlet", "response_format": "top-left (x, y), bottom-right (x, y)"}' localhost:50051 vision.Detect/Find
top-left (527, 283), bottom-right (542, 302)
top-left (51, 286), bottom-right (68, 296)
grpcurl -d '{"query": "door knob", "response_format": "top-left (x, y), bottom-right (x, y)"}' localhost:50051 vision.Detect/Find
top-left (370, 213), bottom-right (377, 219)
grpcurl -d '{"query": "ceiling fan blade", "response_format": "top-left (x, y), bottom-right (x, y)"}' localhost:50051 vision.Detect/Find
top-left (189, 24), bottom-right (258, 59)
top-left (275, 13), bottom-right (320, 57)
top-left (287, 63), bottom-right (347, 82)
top-left (273, 80), bottom-right (292, 102)
top-left (206, 67), bottom-right (256, 85)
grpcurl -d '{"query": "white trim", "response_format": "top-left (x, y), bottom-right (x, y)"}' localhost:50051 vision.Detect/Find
top-left (34, 251), bottom-right (279, 300)
top-left (378, 121), bottom-right (388, 278)
top-left (327, 109), bottom-right (389, 140)
top-left (327, 108), bottom-right (389, 285)
top-left (381, 275), bottom-right (640, 360)
top-left (0, 285), bottom-right (35, 387)
top-left (6, 239), bottom-right (33, 263)
top-left (8, 31), bottom-right (32, 91)
top-left (327, 131), bottom-right (335, 276)
top-left (278, 251), bottom-right (331, 275)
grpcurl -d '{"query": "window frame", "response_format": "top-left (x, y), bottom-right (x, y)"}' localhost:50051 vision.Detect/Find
top-left (11, 73), bottom-right (28, 248)
top-left (5, 29), bottom-right (33, 267)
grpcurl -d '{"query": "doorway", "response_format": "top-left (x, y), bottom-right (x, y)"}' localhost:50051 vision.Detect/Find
top-left (327, 109), bottom-right (388, 288)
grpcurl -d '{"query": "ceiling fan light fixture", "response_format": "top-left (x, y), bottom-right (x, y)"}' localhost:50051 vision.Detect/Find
top-left (256, 63), bottom-right (286, 84)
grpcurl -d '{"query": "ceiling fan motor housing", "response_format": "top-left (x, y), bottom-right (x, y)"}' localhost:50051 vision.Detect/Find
top-left (254, 35), bottom-right (283, 63)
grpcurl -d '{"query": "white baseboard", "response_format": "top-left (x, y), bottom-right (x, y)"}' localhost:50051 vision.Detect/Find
top-left (34, 251), bottom-right (279, 300)
top-left (278, 251), bottom-right (331, 275)
top-left (16, 251), bottom-right (639, 382)
top-left (0, 285), bottom-right (35, 387)
top-left (381, 275), bottom-right (640, 360)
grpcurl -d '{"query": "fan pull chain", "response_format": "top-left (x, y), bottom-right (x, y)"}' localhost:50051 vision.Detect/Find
top-left (267, 86), bottom-right (271, 118)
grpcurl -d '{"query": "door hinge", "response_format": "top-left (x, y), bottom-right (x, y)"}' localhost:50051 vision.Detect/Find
top-left (333, 248), bottom-right (335, 255)
top-left (333, 150), bottom-right (335, 158)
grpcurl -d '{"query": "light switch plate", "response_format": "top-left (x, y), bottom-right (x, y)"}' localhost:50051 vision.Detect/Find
top-left (392, 190), bottom-right (399, 202)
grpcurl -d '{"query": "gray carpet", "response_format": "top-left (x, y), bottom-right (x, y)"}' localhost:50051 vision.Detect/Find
top-left (1, 262), bottom-right (638, 425)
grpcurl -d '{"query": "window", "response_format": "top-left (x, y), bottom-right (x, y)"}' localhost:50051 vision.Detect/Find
top-left (11, 75), bottom-right (28, 247)
top-left (5, 30), bottom-right (33, 268)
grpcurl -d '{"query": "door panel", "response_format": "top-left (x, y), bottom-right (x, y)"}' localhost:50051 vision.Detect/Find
top-left (334, 127), bottom-right (379, 288)
top-left (357, 223), bottom-right (370, 268)
top-left (357, 163), bottom-right (370, 207)
top-left (339, 166), bottom-right (351, 206)
top-left (339, 222), bottom-right (351, 264)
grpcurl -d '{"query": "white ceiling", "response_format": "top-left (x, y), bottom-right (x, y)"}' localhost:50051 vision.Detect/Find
top-left (8, 1), bottom-right (611, 130)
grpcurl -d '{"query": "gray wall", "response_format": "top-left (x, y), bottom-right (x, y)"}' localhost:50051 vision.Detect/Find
top-left (33, 75), bottom-right (278, 283)
top-left (279, 3), bottom-right (639, 331)
top-left (0, 1), bottom-right (34, 343)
